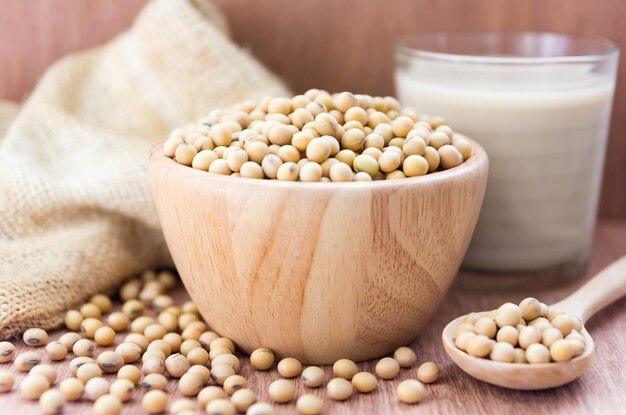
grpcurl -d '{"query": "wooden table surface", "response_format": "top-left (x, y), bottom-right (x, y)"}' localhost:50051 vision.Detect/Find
top-left (1, 218), bottom-right (625, 414)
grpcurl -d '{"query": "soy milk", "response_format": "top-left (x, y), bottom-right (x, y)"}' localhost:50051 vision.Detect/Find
top-left (396, 58), bottom-right (616, 271)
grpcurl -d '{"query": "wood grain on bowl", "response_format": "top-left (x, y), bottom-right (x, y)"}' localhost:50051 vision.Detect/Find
top-left (149, 140), bottom-right (488, 364)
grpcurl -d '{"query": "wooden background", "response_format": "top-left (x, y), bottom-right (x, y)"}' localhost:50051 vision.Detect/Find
top-left (0, 0), bottom-right (625, 217)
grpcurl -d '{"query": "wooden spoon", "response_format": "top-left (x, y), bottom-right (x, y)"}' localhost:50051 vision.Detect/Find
top-left (442, 256), bottom-right (626, 390)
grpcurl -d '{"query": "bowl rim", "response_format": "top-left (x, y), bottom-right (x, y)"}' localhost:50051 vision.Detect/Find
top-left (150, 138), bottom-right (488, 191)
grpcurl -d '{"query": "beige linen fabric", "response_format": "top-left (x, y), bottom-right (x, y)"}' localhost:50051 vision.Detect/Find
top-left (0, 0), bottom-right (289, 337)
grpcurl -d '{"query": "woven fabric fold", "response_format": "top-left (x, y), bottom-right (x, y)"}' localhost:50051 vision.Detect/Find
top-left (0, 0), bottom-right (289, 337)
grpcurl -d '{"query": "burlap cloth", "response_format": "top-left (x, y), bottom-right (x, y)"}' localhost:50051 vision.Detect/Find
top-left (0, 0), bottom-right (289, 338)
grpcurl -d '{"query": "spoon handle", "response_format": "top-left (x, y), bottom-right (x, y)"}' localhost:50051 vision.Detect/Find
top-left (551, 256), bottom-right (626, 323)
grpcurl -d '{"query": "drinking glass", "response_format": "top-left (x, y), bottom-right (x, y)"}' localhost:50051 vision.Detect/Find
top-left (395, 32), bottom-right (619, 274)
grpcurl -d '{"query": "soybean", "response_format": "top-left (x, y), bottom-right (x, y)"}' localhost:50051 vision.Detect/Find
top-left (178, 372), bottom-right (204, 396)
top-left (332, 358), bottom-right (358, 380)
top-left (39, 389), bottom-right (65, 414)
top-left (206, 399), bottom-right (236, 415)
top-left (351, 371), bottom-right (378, 393)
top-left (94, 394), bottom-right (122, 415)
top-left (59, 377), bottom-right (84, 401)
top-left (142, 390), bottom-right (168, 414)
top-left (296, 394), bottom-right (323, 415)
top-left (15, 351), bottom-right (42, 371)
top-left (20, 374), bottom-right (50, 399)
top-left (223, 374), bottom-right (247, 395)
top-left (268, 379), bottom-right (296, 403)
top-left (396, 379), bottom-right (425, 404)
top-left (375, 357), bottom-right (400, 379)
top-left (45, 341), bottom-right (68, 361)
top-left (142, 373), bottom-right (168, 391)
top-left (301, 366), bottom-right (325, 388)
top-left (0, 370), bottom-right (14, 393)
top-left (0, 341), bottom-right (15, 363)
top-left (231, 388), bottom-right (256, 412)
top-left (277, 357), bottom-right (303, 378)
top-left (141, 373), bottom-right (167, 391)
top-left (23, 328), bottom-right (48, 347)
top-left (246, 402), bottom-right (276, 415)
top-left (326, 378), bottom-right (352, 401)
top-left (97, 351), bottom-right (124, 373)
top-left (30, 364), bottom-right (58, 384)
top-left (417, 362), bottom-right (440, 383)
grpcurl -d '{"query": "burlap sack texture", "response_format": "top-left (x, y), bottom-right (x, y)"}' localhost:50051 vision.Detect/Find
top-left (0, 0), bottom-right (290, 338)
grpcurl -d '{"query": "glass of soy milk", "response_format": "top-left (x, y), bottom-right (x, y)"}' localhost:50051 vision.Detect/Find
top-left (395, 32), bottom-right (618, 274)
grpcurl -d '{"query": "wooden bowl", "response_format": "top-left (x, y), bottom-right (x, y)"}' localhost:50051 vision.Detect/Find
top-left (149, 140), bottom-right (488, 364)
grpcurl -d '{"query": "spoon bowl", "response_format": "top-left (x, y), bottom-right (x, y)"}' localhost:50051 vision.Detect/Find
top-left (442, 313), bottom-right (595, 390)
top-left (442, 256), bottom-right (626, 390)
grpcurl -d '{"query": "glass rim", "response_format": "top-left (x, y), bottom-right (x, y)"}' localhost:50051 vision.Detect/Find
top-left (395, 31), bottom-right (619, 65)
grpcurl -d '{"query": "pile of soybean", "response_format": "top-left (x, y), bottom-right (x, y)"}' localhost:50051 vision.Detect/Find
top-left (0, 270), bottom-right (440, 415)
top-left (163, 90), bottom-right (472, 181)
top-left (455, 298), bottom-right (587, 363)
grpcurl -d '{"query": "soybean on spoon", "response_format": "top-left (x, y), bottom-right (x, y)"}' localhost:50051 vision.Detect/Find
top-left (442, 256), bottom-right (626, 390)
